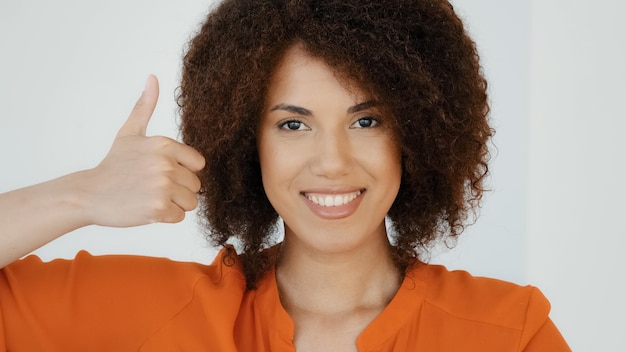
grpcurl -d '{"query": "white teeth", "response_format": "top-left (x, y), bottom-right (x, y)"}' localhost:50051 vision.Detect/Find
top-left (306, 191), bottom-right (362, 207)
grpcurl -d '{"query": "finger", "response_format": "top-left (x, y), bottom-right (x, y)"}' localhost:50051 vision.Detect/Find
top-left (174, 144), bottom-right (206, 173)
top-left (172, 167), bottom-right (202, 193)
top-left (143, 136), bottom-right (205, 172)
top-left (170, 185), bottom-right (200, 212)
top-left (156, 203), bottom-right (186, 224)
top-left (117, 75), bottom-right (160, 138)
top-left (152, 186), bottom-right (197, 224)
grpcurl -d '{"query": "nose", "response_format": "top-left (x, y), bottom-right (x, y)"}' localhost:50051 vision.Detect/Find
top-left (309, 129), bottom-right (353, 178)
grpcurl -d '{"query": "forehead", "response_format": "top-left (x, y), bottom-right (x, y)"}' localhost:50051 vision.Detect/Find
top-left (265, 45), bottom-right (368, 104)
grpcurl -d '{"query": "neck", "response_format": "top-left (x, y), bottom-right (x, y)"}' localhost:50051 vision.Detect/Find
top-left (275, 228), bottom-right (401, 316)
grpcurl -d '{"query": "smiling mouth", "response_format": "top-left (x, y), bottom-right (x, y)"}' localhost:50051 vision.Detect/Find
top-left (303, 190), bottom-right (363, 207)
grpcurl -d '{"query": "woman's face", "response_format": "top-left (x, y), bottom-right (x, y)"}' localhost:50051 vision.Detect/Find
top-left (257, 46), bottom-right (402, 254)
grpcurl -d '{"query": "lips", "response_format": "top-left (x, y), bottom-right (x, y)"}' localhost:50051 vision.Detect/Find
top-left (301, 189), bottom-right (365, 219)
top-left (304, 190), bottom-right (362, 207)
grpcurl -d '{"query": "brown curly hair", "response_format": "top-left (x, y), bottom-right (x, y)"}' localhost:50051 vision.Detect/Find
top-left (179, 0), bottom-right (492, 289)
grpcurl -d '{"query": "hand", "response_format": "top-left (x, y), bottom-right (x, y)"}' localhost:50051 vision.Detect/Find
top-left (82, 75), bottom-right (205, 227)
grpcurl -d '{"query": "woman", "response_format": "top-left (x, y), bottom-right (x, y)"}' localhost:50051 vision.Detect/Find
top-left (0, 0), bottom-right (570, 350)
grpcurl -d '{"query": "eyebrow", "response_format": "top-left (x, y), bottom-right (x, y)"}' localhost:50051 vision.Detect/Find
top-left (269, 100), bottom-right (379, 115)
top-left (347, 100), bottom-right (378, 113)
top-left (270, 104), bottom-right (312, 116)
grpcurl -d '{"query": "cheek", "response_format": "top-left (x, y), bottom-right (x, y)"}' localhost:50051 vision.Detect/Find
top-left (258, 139), bottom-right (302, 197)
top-left (386, 138), bottom-right (403, 177)
top-left (258, 147), bottom-right (278, 191)
top-left (368, 139), bottom-right (402, 179)
top-left (385, 156), bottom-right (403, 191)
top-left (379, 144), bottom-right (403, 201)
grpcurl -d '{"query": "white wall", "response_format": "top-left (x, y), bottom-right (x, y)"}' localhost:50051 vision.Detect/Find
top-left (528, 1), bottom-right (626, 350)
top-left (434, 0), bottom-right (531, 285)
top-left (2, 0), bottom-right (622, 350)
top-left (0, 0), bottom-right (529, 279)
top-left (0, 0), bottom-right (220, 264)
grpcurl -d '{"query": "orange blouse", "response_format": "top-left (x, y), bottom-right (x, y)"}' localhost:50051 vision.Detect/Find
top-left (0, 247), bottom-right (570, 351)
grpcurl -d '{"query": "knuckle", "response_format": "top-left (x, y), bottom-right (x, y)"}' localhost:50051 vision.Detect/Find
top-left (152, 175), bottom-right (172, 189)
top-left (148, 135), bottom-right (174, 149)
top-left (148, 159), bottom-right (176, 179)
top-left (151, 199), bottom-right (170, 214)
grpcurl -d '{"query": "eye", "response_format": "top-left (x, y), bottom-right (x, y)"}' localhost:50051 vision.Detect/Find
top-left (351, 117), bottom-right (379, 128)
top-left (279, 119), bottom-right (309, 131)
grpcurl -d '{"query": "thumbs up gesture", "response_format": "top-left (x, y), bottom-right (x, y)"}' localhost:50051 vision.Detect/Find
top-left (83, 75), bottom-right (205, 227)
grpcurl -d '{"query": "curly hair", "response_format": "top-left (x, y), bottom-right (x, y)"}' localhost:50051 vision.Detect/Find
top-left (179, 0), bottom-right (492, 289)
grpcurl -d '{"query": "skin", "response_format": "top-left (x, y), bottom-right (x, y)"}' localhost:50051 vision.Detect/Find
top-left (0, 76), bottom-right (205, 268)
top-left (258, 45), bottom-right (403, 352)
top-left (1, 47), bottom-right (403, 351)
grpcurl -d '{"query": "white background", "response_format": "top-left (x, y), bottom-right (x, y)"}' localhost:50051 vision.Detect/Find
top-left (1, 1), bottom-right (624, 350)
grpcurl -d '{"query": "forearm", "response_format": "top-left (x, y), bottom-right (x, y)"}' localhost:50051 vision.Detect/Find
top-left (0, 170), bottom-right (93, 267)
top-left (0, 76), bottom-right (204, 267)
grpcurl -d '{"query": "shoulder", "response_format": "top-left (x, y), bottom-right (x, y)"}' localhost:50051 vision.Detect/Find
top-left (2, 249), bottom-right (248, 348)
top-left (4, 247), bottom-right (247, 320)
top-left (407, 263), bottom-right (550, 331)
top-left (394, 264), bottom-right (568, 351)
top-left (11, 248), bottom-right (245, 291)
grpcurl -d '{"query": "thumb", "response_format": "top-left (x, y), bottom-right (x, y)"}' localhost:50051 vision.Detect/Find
top-left (117, 75), bottom-right (159, 138)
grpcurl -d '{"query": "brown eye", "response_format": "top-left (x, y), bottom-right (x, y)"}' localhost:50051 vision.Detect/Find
top-left (352, 117), bottom-right (379, 128)
top-left (279, 119), bottom-right (308, 131)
